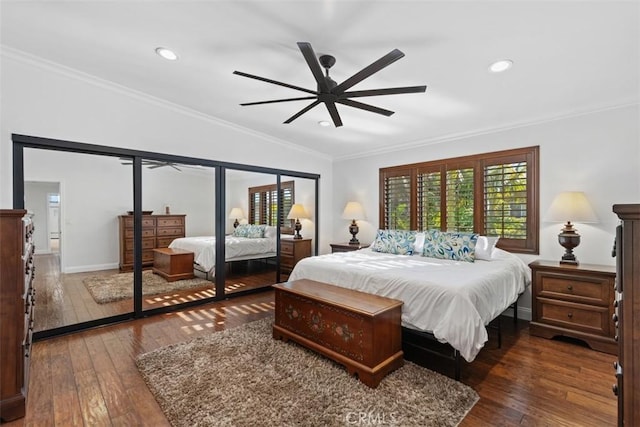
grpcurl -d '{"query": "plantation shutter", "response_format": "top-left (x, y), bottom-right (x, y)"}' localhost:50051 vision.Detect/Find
top-left (445, 167), bottom-right (474, 232)
top-left (248, 181), bottom-right (295, 232)
top-left (417, 168), bottom-right (442, 231)
top-left (382, 170), bottom-right (412, 230)
top-left (484, 160), bottom-right (528, 240)
top-left (379, 146), bottom-right (538, 254)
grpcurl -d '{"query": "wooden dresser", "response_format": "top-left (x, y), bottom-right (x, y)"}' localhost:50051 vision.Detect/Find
top-left (0, 210), bottom-right (35, 421)
top-left (612, 204), bottom-right (640, 426)
top-left (118, 214), bottom-right (185, 271)
top-left (529, 260), bottom-right (617, 354)
top-left (280, 238), bottom-right (311, 274)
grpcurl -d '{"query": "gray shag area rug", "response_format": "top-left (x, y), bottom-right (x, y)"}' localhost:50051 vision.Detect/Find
top-left (136, 317), bottom-right (479, 427)
top-left (83, 269), bottom-right (211, 304)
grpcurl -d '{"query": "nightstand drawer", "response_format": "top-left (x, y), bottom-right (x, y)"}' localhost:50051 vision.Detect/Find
top-left (280, 240), bottom-right (294, 255)
top-left (537, 298), bottom-right (611, 337)
top-left (538, 274), bottom-right (611, 306)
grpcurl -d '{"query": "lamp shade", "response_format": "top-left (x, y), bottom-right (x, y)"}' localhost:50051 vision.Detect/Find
top-left (228, 207), bottom-right (244, 219)
top-left (546, 192), bottom-right (598, 223)
top-left (341, 202), bottom-right (366, 220)
top-left (287, 204), bottom-right (309, 220)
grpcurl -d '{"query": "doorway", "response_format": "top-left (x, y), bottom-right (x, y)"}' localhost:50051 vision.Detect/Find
top-left (24, 181), bottom-right (61, 258)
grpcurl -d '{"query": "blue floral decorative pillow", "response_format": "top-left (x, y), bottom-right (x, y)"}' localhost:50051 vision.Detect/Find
top-left (422, 230), bottom-right (479, 262)
top-left (233, 224), bottom-right (265, 238)
top-left (232, 224), bottom-right (250, 237)
top-left (246, 224), bottom-right (266, 238)
top-left (370, 229), bottom-right (417, 255)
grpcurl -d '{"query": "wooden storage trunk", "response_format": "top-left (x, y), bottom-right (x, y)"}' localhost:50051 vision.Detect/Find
top-left (273, 279), bottom-right (403, 388)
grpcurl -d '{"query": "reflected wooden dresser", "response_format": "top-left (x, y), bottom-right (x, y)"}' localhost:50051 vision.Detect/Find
top-left (612, 204), bottom-right (640, 426)
top-left (0, 210), bottom-right (35, 421)
top-left (118, 214), bottom-right (186, 271)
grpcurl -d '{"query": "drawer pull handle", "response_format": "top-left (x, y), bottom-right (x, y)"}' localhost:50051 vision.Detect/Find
top-left (567, 312), bottom-right (573, 319)
top-left (567, 285), bottom-right (573, 291)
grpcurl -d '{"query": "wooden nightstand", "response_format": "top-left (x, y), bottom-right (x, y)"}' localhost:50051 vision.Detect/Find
top-left (529, 260), bottom-right (617, 354)
top-left (330, 242), bottom-right (370, 253)
top-left (280, 238), bottom-right (312, 273)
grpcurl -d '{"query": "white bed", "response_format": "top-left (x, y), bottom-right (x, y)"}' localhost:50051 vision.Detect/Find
top-left (169, 234), bottom-right (278, 276)
top-left (288, 247), bottom-right (530, 362)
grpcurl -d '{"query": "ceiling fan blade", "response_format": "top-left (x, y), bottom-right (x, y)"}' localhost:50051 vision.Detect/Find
top-left (333, 49), bottom-right (405, 95)
top-left (297, 42), bottom-right (330, 93)
top-left (336, 99), bottom-right (394, 116)
top-left (340, 85), bottom-right (427, 98)
top-left (233, 70), bottom-right (317, 95)
top-left (283, 100), bottom-right (321, 124)
top-left (324, 102), bottom-right (343, 127)
top-left (240, 96), bottom-right (318, 106)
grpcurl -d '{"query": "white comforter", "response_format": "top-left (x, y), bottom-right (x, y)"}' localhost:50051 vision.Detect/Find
top-left (288, 248), bottom-right (531, 362)
top-left (169, 236), bottom-right (277, 272)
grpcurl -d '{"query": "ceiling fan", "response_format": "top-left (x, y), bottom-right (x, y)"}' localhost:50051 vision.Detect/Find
top-left (119, 158), bottom-right (185, 171)
top-left (233, 42), bottom-right (427, 127)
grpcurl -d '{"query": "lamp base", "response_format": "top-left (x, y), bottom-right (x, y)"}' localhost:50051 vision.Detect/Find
top-left (558, 221), bottom-right (581, 265)
top-left (293, 219), bottom-right (302, 239)
top-left (348, 220), bottom-right (359, 245)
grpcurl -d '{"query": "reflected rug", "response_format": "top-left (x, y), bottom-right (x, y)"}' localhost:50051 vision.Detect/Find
top-left (83, 270), bottom-right (212, 304)
top-left (136, 317), bottom-right (478, 427)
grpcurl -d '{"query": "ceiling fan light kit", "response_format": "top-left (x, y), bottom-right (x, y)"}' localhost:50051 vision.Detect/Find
top-left (233, 42), bottom-right (427, 127)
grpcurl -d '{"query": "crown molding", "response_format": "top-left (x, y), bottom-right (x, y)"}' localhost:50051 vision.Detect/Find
top-left (0, 45), bottom-right (332, 161)
top-left (334, 102), bottom-right (640, 162)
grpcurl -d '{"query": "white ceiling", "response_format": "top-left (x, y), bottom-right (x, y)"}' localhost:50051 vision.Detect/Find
top-left (1, 1), bottom-right (638, 160)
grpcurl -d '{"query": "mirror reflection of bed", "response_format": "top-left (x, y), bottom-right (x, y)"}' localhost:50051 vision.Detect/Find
top-left (27, 149), bottom-right (317, 334)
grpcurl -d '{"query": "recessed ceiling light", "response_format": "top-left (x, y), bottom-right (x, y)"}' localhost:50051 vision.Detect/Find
top-left (155, 47), bottom-right (178, 61)
top-left (489, 59), bottom-right (513, 73)
top-left (318, 120), bottom-right (331, 127)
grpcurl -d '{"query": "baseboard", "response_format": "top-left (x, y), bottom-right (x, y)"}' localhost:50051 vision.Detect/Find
top-left (63, 263), bottom-right (119, 274)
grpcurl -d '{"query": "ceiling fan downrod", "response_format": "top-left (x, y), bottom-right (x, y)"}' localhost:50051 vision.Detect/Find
top-left (318, 54), bottom-right (337, 91)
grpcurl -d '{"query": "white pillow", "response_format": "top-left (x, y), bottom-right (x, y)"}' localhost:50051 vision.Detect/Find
top-left (475, 236), bottom-right (500, 260)
top-left (264, 226), bottom-right (277, 239)
top-left (413, 232), bottom-right (425, 255)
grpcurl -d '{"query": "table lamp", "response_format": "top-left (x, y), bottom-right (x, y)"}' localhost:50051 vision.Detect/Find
top-left (546, 191), bottom-right (598, 265)
top-left (342, 202), bottom-right (366, 245)
top-left (287, 204), bottom-right (309, 239)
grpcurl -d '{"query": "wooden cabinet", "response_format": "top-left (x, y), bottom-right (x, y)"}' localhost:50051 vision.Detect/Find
top-left (612, 204), bottom-right (640, 426)
top-left (330, 242), bottom-right (370, 253)
top-left (280, 238), bottom-right (311, 273)
top-left (529, 260), bottom-right (617, 355)
top-left (118, 214), bottom-right (185, 271)
top-left (0, 210), bottom-right (35, 421)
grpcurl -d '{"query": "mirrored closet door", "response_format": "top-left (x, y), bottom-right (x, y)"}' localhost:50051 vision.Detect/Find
top-left (23, 149), bottom-right (134, 333)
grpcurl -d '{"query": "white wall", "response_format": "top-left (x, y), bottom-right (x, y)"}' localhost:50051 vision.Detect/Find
top-left (332, 104), bottom-right (640, 319)
top-left (0, 51), bottom-right (334, 270)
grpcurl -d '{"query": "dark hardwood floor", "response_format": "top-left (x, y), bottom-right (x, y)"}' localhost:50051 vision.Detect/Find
top-left (6, 257), bottom-right (618, 426)
top-left (33, 254), bottom-right (277, 332)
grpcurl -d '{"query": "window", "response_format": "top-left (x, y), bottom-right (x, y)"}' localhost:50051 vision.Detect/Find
top-left (249, 181), bottom-right (295, 233)
top-left (380, 146), bottom-right (539, 254)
